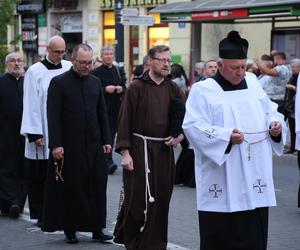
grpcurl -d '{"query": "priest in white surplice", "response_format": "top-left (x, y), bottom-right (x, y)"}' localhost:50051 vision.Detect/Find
top-left (295, 73), bottom-right (300, 208)
top-left (20, 36), bottom-right (72, 226)
top-left (183, 31), bottom-right (287, 250)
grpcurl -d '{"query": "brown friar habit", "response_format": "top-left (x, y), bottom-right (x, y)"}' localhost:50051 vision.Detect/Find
top-left (114, 71), bottom-right (185, 250)
top-left (42, 68), bottom-right (111, 232)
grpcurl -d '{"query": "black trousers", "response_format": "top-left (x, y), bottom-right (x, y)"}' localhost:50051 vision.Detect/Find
top-left (271, 99), bottom-right (285, 115)
top-left (298, 151), bottom-right (300, 207)
top-left (26, 159), bottom-right (47, 220)
top-left (287, 117), bottom-right (296, 151)
top-left (198, 207), bottom-right (269, 250)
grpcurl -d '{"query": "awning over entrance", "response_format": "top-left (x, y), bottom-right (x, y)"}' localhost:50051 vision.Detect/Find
top-left (149, 0), bottom-right (300, 23)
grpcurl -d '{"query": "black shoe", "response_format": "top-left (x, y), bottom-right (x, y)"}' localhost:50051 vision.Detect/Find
top-left (92, 229), bottom-right (113, 242)
top-left (36, 218), bottom-right (42, 228)
top-left (64, 231), bottom-right (79, 244)
top-left (9, 205), bottom-right (20, 219)
top-left (108, 163), bottom-right (118, 175)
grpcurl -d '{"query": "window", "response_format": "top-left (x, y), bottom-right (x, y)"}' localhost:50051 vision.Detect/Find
top-left (103, 11), bottom-right (115, 46)
top-left (148, 12), bottom-right (169, 48)
top-left (272, 30), bottom-right (300, 61)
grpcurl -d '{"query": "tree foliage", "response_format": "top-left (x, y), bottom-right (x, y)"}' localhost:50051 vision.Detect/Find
top-left (0, 0), bottom-right (20, 73)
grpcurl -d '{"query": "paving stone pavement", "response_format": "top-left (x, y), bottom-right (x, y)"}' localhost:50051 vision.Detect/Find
top-left (0, 151), bottom-right (299, 250)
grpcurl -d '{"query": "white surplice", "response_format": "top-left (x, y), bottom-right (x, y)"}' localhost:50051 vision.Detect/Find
top-left (20, 60), bottom-right (72, 159)
top-left (295, 73), bottom-right (300, 150)
top-left (183, 72), bottom-right (287, 212)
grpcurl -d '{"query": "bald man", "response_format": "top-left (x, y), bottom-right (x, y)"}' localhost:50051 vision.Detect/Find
top-left (21, 36), bottom-right (72, 226)
top-left (0, 52), bottom-right (26, 219)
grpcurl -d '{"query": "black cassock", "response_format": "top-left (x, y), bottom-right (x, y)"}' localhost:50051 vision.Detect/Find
top-left (91, 64), bottom-right (126, 139)
top-left (42, 68), bottom-right (111, 232)
top-left (0, 73), bottom-right (26, 213)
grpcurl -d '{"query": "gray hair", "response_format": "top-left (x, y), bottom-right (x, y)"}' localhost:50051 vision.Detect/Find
top-left (71, 43), bottom-right (93, 58)
top-left (195, 61), bottom-right (205, 69)
top-left (143, 55), bottom-right (149, 65)
top-left (290, 58), bottom-right (300, 67)
top-left (5, 52), bottom-right (23, 63)
top-left (100, 45), bottom-right (114, 55)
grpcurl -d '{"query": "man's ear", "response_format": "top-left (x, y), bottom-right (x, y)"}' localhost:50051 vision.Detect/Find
top-left (217, 60), bottom-right (223, 69)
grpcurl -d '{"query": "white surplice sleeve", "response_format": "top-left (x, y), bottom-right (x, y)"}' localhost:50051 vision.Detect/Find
top-left (183, 83), bottom-right (232, 166)
top-left (261, 83), bottom-right (287, 155)
top-left (20, 65), bottom-right (43, 136)
top-left (295, 74), bottom-right (300, 150)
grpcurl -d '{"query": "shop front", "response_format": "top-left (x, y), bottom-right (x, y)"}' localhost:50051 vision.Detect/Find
top-left (151, 0), bottom-right (300, 77)
top-left (99, 0), bottom-right (170, 76)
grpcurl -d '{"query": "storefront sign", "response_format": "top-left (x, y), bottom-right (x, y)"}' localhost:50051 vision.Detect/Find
top-left (100, 0), bottom-right (166, 9)
top-left (17, 0), bottom-right (44, 14)
top-left (37, 13), bottom-right (47, 27)
top-left (60, 13), bottom-right (82, 33)
top-left (192, 8), bottom-right (248, 20)
top-left (122, 15), bottom-right (155, 25)
top-left (122, 8), bottom-right (139, 16)
top-left (38, 27), bottom-right (47, 55)
top-left (160, 13), bottom-right (191, 22)
top-left (21, 15), bottom-right (37, 51)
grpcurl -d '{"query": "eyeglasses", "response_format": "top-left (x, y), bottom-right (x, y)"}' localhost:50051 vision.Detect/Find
top-left (151, 57), bottom-right (172, 64)
top-left (8, 59), bottom-right (23, 63)
top-left (75, 59), bottom-right (93, 66)
top-left (49, 48), bottom-right (66, 55)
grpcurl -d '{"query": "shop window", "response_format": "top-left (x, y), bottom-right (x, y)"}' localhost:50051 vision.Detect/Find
top-left (104, 28), bottom-right (115, 46)
top-left (104, 11), bottom-right (115, 26)
top-left (148, 12), bottom-right (169, 48)
top-left (272, 30), bottom-right (300, 61)
top-left (103, 11), bottom-right (115, 46)
top-left (54, 0), bottom-right (78, 8)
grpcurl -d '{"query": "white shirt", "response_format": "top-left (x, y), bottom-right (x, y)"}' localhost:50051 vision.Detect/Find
top-left (183, 73), bottom-right (287, 212)
top-left (20, 59), bottom-right (72, 159)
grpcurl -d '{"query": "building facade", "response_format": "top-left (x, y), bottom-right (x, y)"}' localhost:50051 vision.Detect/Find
top-left (9, 0), bottom-right (300, 79)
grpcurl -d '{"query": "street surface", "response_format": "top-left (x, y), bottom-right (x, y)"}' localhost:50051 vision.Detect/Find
top-left (0, 149), bottom-right (299, 250)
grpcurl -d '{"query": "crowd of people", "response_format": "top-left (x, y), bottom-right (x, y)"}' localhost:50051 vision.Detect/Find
top-left (0, 31), bottom-right (299, 250)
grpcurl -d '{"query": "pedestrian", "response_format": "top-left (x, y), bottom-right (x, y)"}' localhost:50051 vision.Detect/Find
top-left (283, 58), bottom-right (300, 154)
top-left (132, 55), bottom-right (150, 79)
top-left (183, 30), bottom-right (287, 250)
top-left (170, 63), bottom-right (189, 93)
top-left (257, 54), bottom-right (274, 90)
top-left (0, 52), bottom-right (27, 218)
top-left (193, 61), bottom-right (205, 83)
top-left (20, 35), bottom-right (72, 226)
top-left (42, 43), bottom-right (113, 244)
top-left (255, 51), bottom-right (292, 114)
top-left (91, 45), bottom-right (127, 174)
top-left (203, 60), bottom-right (218, 79)
top-left (113, 45), bottom-right (185, 250)
top-left (93, 57), bottom-right (102, 69)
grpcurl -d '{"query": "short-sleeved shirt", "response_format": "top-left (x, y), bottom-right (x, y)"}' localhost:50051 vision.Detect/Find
top-left (264, 64), bottom-right (292, 100)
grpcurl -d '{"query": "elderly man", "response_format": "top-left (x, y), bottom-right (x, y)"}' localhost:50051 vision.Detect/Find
top-left (183, 31), bottom-right (286, 250)
top-left (0, 52), bottom-right (26, 218)
top-left (20, 35), bottom-right (72, 226)
top-left (42, 43), bottom-right (112, 244)
top-left (113, 45), bottom-right (185, 250)
top-left (92, 45), bottom-right (127, 174)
